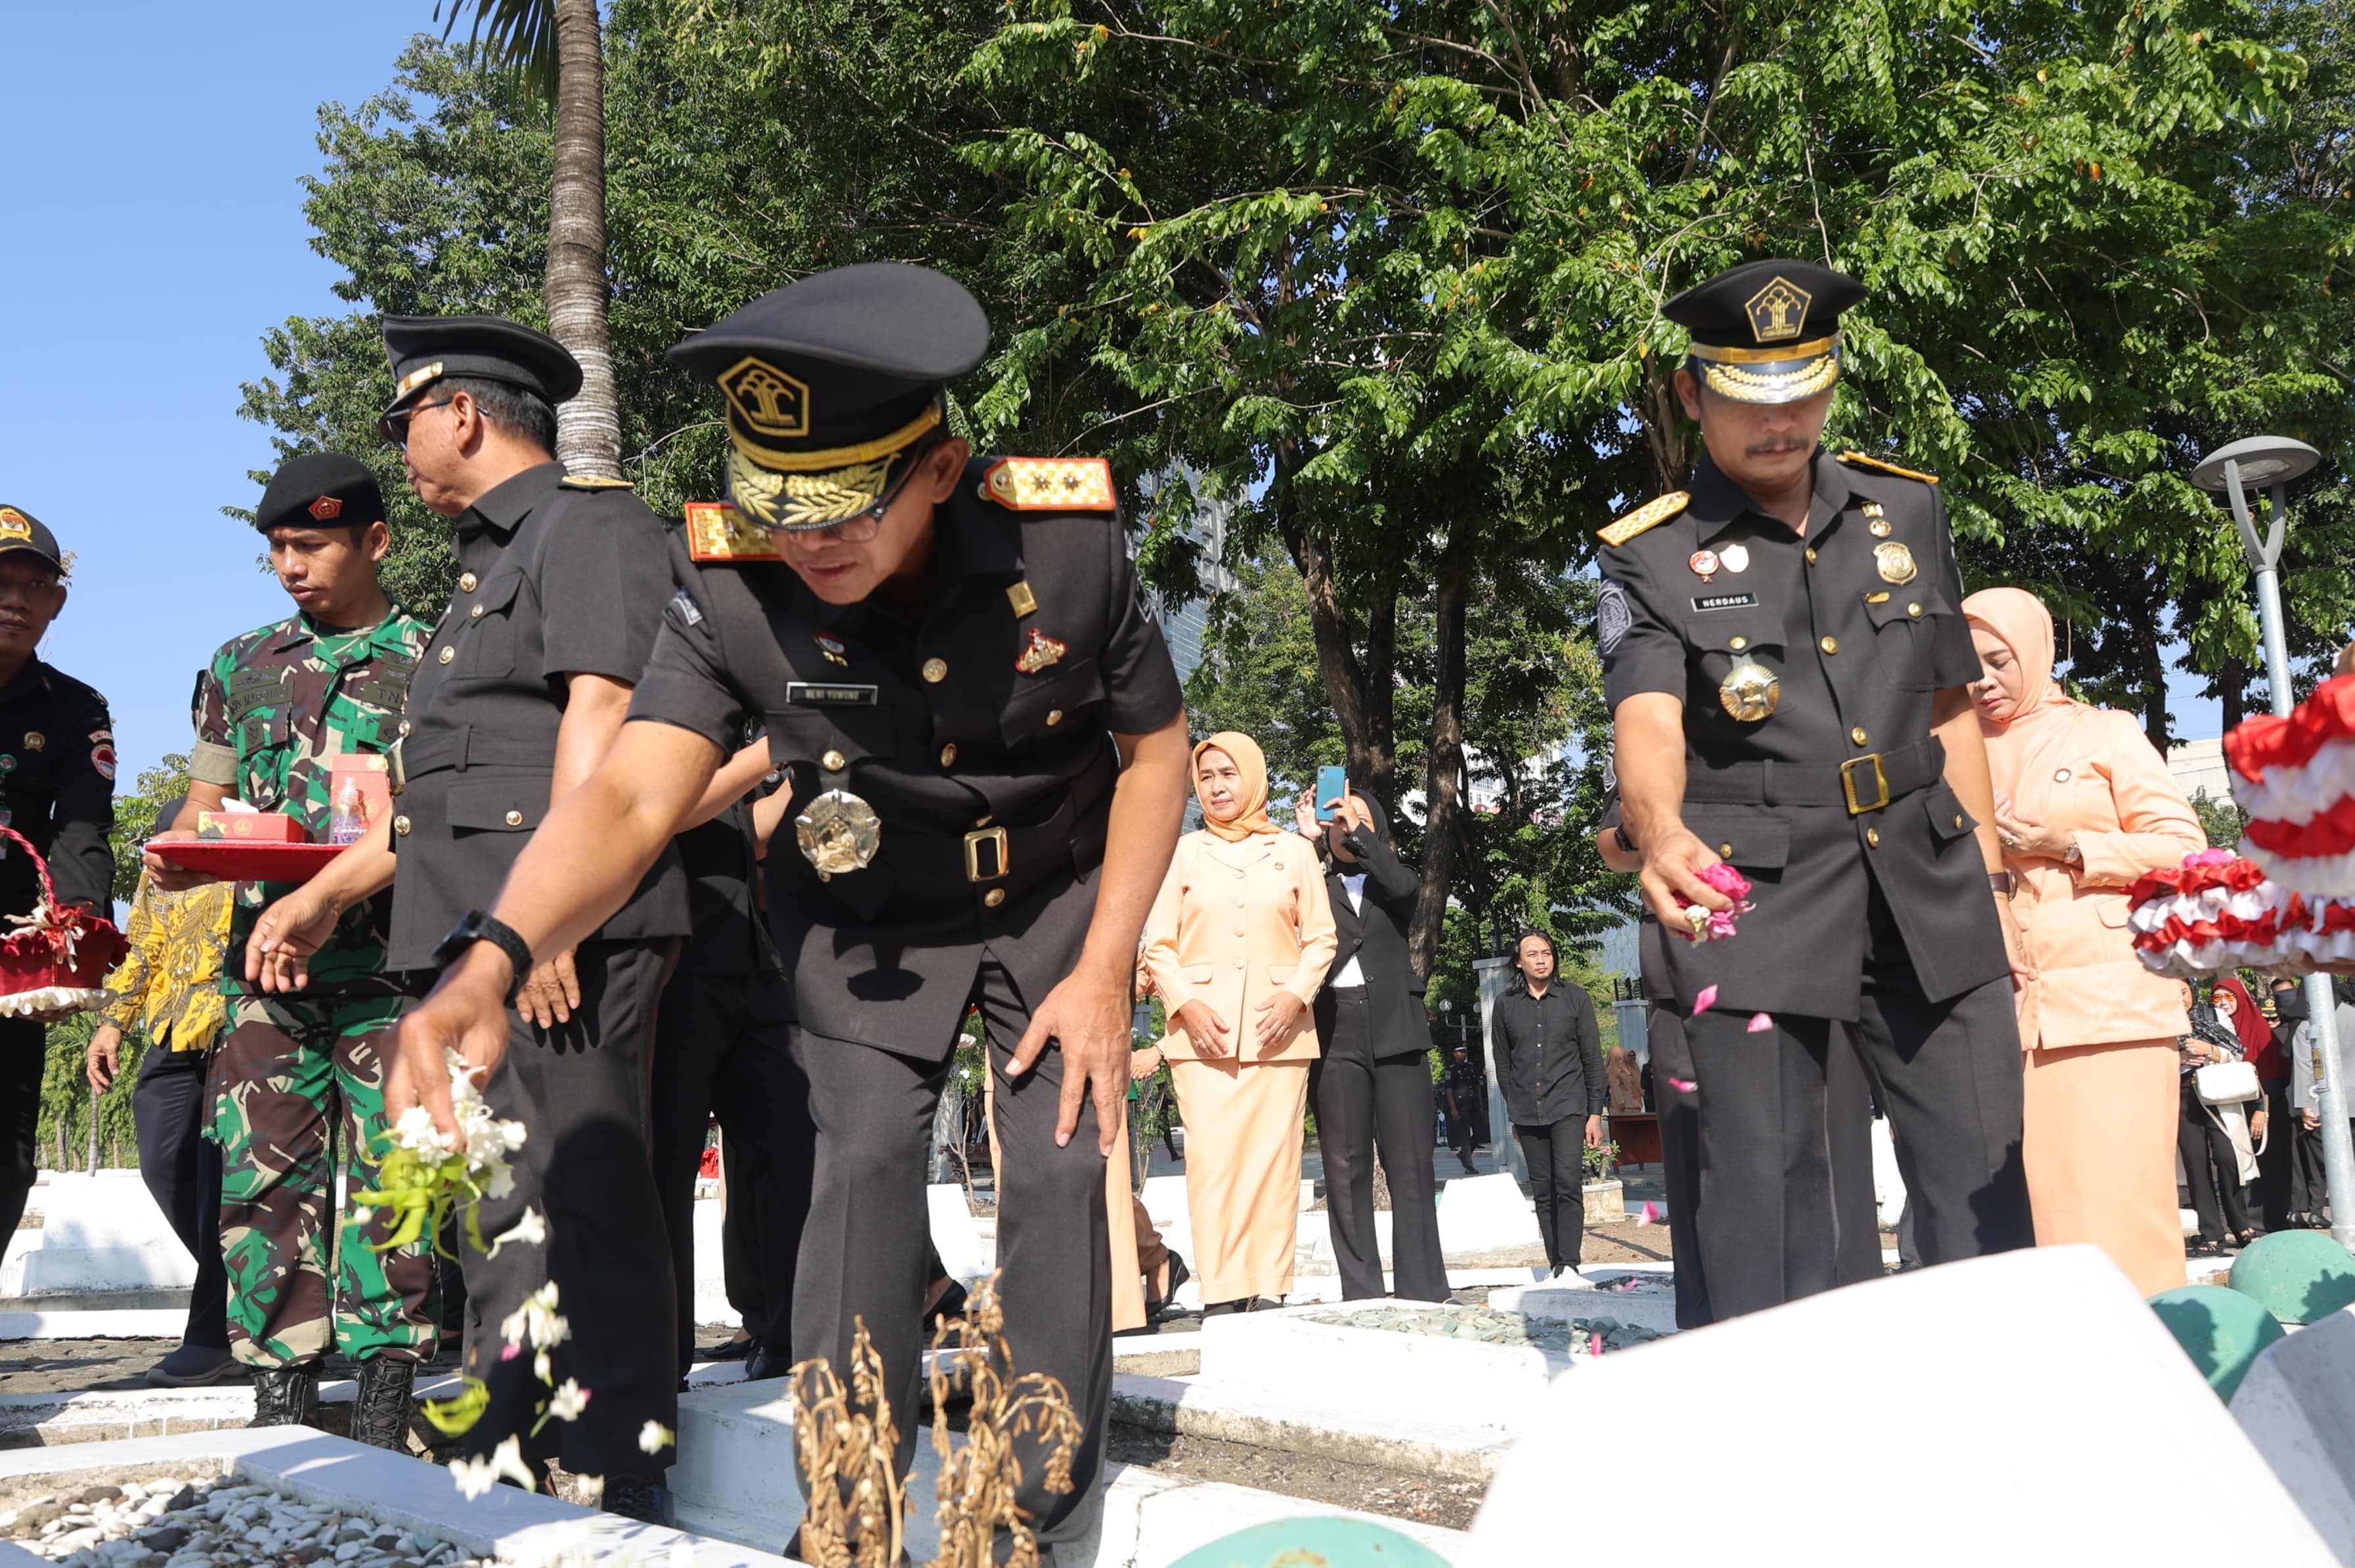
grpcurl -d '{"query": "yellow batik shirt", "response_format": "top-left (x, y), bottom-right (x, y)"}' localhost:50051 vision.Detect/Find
top-left (100, 872), bottom-right (233, 1051)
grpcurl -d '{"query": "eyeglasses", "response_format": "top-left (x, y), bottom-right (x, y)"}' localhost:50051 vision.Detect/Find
top-left (775, 438), bottom-right (940, 546)
top-left (383, 398), bottom-right (457, 448)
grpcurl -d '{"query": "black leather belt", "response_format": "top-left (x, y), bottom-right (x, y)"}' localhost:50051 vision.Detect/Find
top-left (1681, 737), bottom-right (1945, 815)
top-left (389, 727), bottom-right (557, 791)
top-left (870, 746), bottom-right (1115, 910)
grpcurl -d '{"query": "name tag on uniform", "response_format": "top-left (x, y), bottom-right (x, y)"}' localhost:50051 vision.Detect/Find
top-left (1691, 592), bottom-right (1759, 612)
top-left (787, 683), bottom-right (879, 707)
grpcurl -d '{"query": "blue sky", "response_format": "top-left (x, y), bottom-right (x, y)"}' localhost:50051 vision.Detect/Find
top-left (0, 5), bottom-right (433, 795)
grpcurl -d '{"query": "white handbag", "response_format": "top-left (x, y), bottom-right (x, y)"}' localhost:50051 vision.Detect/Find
top-left (2195, 1059), bottom-right (2261, 1107)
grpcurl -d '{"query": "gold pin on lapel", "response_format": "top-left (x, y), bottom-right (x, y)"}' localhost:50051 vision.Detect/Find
top-left (1006, 581), bottom-right (1038, 617)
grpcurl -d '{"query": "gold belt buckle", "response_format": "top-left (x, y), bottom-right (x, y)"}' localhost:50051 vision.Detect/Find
top-left (964, 825), bottom-right (1010, 881)
top-left (1841, 753), bottom-right (1890, 815)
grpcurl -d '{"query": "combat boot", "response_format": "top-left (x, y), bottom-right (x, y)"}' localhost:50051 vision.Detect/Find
top-left (351, 1357), bottom-right (418, 1451)
top-left (247, 1365), bottom-right (322, 1429)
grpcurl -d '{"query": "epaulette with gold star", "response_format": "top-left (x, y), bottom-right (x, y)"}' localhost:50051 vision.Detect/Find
top-left (559, 473), bottom-right (636, 491)
top-left (1597, 491), bottom-right (1689, 548)
top-left (981, 457), bottom-right (1116, 513)
top-left (685, 500), bottom-right (782, 562)
top-left (1837, 451), bottom-right (1939, 485)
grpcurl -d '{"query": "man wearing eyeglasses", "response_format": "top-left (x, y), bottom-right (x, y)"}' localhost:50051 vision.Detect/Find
top-left (244, 316), bottom-right (697, 1521)
top-left (349, 264), bottom-right (1193, 1552)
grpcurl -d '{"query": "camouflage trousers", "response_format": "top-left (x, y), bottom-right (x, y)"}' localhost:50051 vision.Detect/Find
top-left (214, 994), bottom-right (438, 1368)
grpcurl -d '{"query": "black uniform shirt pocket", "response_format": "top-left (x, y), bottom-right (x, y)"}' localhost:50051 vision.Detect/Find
top-left (449, 572), bottom-right (526, 683)
top-left (1001, 656), bottom-right (1105, 748)
top-left (1922, 782), bottom-right (1977, 845)
top-left (446, 779), bottom-right (549, 834)
top-left (1863, 585), bottom-right (1956, 692)
top-left (1679, 811), bottom-right (1792, 873)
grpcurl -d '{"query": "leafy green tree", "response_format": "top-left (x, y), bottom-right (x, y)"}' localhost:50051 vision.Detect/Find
top-left (110, 753), bottom-right (191, 906)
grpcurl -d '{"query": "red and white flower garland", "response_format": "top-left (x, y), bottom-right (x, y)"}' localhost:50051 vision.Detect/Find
top-left (2127, 849), bottom-right (2355, 977)
top-left (2228, 675), bottom-right (2355, 896)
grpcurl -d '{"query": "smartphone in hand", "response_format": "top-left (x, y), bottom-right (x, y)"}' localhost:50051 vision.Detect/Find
top-left (1314, 765), bottom-right (1348, 823)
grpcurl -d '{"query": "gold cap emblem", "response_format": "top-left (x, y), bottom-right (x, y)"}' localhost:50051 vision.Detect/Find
top-left (0, 510), bottom-right (29, 541)
top-left (718, 358), bottom-right (811, 439)
top-left (1875, 541), bottom-right (1918, 585)
top-left (1719, 661), bottom-right (1780, 723)
top-left (1744, 276), bottom-right (1813, 343)
top-left (395, 361), bottom-right (445, 399)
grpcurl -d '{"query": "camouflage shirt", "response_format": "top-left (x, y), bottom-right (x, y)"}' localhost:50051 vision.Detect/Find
top-left (190, 608), bottom-right (429, 994)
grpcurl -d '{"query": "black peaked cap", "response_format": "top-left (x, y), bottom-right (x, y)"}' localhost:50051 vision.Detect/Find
top-left (1662, 259), bottom-right (1865, 351)
top-left (0, 505), bottom-right (64, 572)
top-left (379, 314), bottom-right (584, 428)
top-left (255, 454), bottom-right (385, 534)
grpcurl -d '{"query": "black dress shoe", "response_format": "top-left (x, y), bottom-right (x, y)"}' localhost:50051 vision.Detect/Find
top-left (350, 1357), bottom-right (417, 1451)
top-left (744, 1343), bottom-right (791, 1382)
top-left (924, 1279), bottom-right (969, 1329)
top-left (1144, 1254), bottom-right (1190, 1319)
top-left (248, 1365), bottom-right (323, 1429)
top-left (146, 1344), bottom-right (239, 1388)
top-left (602, 1474), bottom-right (669, 1525)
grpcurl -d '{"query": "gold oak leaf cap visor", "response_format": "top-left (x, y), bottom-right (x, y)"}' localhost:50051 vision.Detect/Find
top-left (377, 314), bottom-right (585, 438)
top-left (1664, 259), bottom-right (1866, 406)
top-left (668, 263), bottom-right (990, 532)
top-left (254, 452), bottom-right (385, 536)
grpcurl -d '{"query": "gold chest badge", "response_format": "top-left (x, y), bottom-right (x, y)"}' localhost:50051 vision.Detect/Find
top-left (1014, 626), bottom-right (1068, 674)
top-left (796, 789), bottom-right (882, 876)
top-left (1719, 661), bottom-right (1781, 723)
top-left (1874, 541), bottom-right (1918, 585)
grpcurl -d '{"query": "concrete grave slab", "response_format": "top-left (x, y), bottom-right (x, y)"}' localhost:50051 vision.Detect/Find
top-left (0, 1307), bottom-right (188, 1342)
top-left (0, 1426), bottom-right (790, 1566)
top-left (0, 1172), bottom-right (194, 1298)
top-left (2233, 1304), bottom-right (2355, 1561)
top-left (1197, 1302), bottom-right (1566, 1438)
top-left (1433, 1174), bottom-right (1541, 1256)
top-left (1471, 1244), bottom-right (2337, 1565)
top-left (927, 1184), bottom-right (995, 1282)
top-left (1111, 1372), bottom-right (1506, 1483)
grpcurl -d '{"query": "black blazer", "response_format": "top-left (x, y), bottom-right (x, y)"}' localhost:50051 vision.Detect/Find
top-left (1314, 817), bottom-right (1429, 1063)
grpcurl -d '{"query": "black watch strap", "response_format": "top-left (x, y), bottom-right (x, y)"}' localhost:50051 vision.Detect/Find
top-left (431, 911), bottom-right (534, 1006)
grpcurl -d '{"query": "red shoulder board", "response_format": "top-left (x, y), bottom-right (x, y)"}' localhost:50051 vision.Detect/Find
top-left (981, 457), bottom-right (1115, 513)
top-left (685, 501), bottom-right (781, 563)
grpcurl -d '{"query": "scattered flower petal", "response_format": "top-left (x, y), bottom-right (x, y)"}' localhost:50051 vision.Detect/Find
top-left (548, 1378), bottom-right (592, 1422)
top-left (1693, 985), bottom-right (1718, 1015)
top-left (486, 1206), bottom-right (548, 1260)
top-left (1636, 1201), bottom-right (1659, 1227)
top-left (640, 1420), bottom-right (676, 1454)
top-left (1667, 1076), bottom-right (1698, 1094)
top-left (1588, 1332), bottom-right (1604, 1358)
top-left (450, 1434), bottom-right (535, 1499)
top-left (1746, 1012), bottom-right (1773, 1033)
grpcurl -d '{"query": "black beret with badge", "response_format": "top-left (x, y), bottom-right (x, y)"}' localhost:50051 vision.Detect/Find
top-left (254, 453), bottom-right (385, 535)
top-left (378, 314), bottom-right (585, 439)
top-left (668, 262), bottom-right (991, 534)
top-left (1664, 259), bottom-right (1866, 405)
top-left (0, 505), bottom-right (65, 574)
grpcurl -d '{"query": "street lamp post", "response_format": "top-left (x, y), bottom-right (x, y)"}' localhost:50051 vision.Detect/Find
top-left (2192, 434), bottom-right (2355, 1252)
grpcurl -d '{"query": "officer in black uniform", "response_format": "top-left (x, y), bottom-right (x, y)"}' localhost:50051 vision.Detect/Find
top-left (247, 317), bottom-right (689, 1517)
top-left (0, 505), bottom-right (113, 1240)
top-left (1599, 260), bottom-right (2034, 1321)
top-left (383, 263), bottom-right (1192, 1549)
top-left (649, 745), bottom-right (810, 1384)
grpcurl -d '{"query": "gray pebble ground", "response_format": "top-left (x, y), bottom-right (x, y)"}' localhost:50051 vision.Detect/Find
top-left (1308, 1303), bottom-right (1666, 1354)
top-left (1, 1479), bottom-right (500, 1567)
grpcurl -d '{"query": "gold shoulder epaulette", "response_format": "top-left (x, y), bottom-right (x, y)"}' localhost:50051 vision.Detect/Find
top-left (685, 500), bottom-right (781, 562)
top-left (559, 473), bottom-right (635, 491)
top-left (982, 456), bottom-right (1116, 513)
top-left (1838, 451), bottom-right (1939, 485)
top-left (1597, 491), bottom-right (1689, 548)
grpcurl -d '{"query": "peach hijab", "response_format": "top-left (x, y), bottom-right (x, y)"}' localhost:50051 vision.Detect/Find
top-left (1192, 732), bottom-right (1281, 842)
top-left (1962, 587), bottom-right (2076, 816)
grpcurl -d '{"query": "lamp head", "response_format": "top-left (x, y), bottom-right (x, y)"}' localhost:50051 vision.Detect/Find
top-left (2192, 435), bottom-right (2320, 494)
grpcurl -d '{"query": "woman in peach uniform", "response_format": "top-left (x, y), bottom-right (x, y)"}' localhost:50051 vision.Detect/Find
top-left (1964, 587), bottom-right (2202, 1297)
top-left (1142, 733), bottom-right (1337, 1313)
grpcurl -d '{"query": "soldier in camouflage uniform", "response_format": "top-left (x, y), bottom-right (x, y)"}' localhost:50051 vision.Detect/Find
top-left (147, 455), bottom-right (436, 1446)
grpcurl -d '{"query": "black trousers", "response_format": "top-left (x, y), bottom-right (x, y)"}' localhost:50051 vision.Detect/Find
top-left (792, 957), bottom-right (1108, 1546)
top-left (722, 1134), bottom-right (767, 1328)
top-left (1647, 1006), bottom-right (1711, 1327)
top-left (2257, 1079), bottom-right (2295, 1231)
top-left (1679, 891), bottom-right (2031, 1321)
top-left (1514, 1117), bottom-right (1589, 1271)
top-left (133, 1042), bottom-right (228, 1351)
top-left (649, 969), bottom-right (811, 1379)
top-left (1308, 990), bottom-right (1446, 1302)
top-left (2291, 1114), bottom-right (2329, 1218)
top-left (459, 939), bottom-right (678, 1477)
top-left (0, 1018), bottom-right (42, 1242)
top-left (2179, 1076), bottom-right (2251, 1243)
top-left (1826, 1032), bottom-right (1884, 1288)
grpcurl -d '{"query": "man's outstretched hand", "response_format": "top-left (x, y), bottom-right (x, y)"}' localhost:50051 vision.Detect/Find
top-left (1006, 964), bottom-right (1131, 1155)
top-left (385, 946), bottom-right (515, 1148)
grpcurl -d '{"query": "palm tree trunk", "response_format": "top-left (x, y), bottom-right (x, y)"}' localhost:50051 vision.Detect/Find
top-left (545, 0), bottom-right (621, 478)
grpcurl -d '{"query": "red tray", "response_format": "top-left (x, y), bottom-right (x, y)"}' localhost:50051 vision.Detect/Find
top-left (149, 840), bottom-right (348, 884)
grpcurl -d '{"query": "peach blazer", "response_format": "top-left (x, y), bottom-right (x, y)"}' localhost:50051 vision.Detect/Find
top-left (2005, 704), bottom-right (2205, 1050)
top-left (1143, 830), bottom-right (1338, 1064)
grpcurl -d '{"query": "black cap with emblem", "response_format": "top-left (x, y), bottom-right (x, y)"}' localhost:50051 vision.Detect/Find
top-left (0, 505), bottom-right (65, 574)
top-left (254, 453), bottom-right (385, 536)
top-left (1664, 259), bottom-right (1866, 406)
top-left (668, 263), bottom-right (990, 532)
top-left (378, 315), bottom-right (584, 438)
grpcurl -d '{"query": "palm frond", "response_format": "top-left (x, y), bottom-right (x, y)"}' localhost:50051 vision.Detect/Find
top-left (433, 0), bottom-right (558, 102)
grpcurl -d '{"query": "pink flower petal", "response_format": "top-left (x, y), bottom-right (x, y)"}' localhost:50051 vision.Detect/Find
top-left (1746, 1012), bottom-right (1773, 1033)
top-left (1636, 1201), bottom-right (1658, 1227)
top-left (1668, 1076), bottom-right (1697, 1093)
top-left (1693, 985), bottom-right (1718, 1015)
top-left (1589, 1332), bottom-right (1604, 1358)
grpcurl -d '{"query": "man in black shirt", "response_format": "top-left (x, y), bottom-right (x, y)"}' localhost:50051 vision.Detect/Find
top-left (1490, 931), bottom-right (1604, 1276)
top-left (377, 265), bottom-right (1192, 1550)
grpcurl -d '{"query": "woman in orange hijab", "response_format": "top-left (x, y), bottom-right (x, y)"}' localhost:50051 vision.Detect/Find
top-left (1963, 588), bottom-right (2205, 1296)
top-left (1142, 734), bottom-right (1337, 1312)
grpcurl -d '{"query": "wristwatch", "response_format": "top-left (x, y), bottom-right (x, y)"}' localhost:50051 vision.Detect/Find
top-left (1987, 870), bottom-right (2018, 898)
top-left (1612, 825), bottom-right (1638, 855)
top-left (432, 910), bottom-right (534, 1006)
